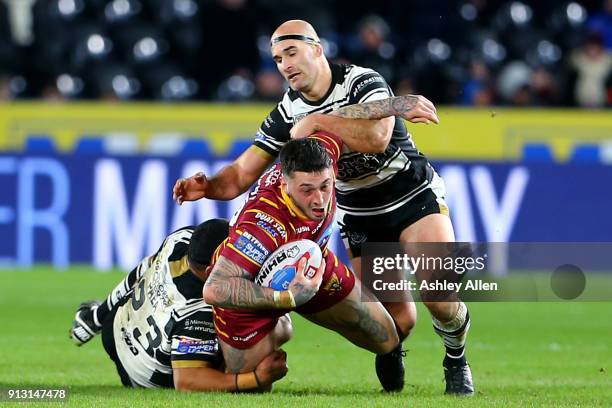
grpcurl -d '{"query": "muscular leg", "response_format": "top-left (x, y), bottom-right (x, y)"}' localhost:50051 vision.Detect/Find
top-left (300, 282), bottom-right (399, 355)
top-left (400, 213), bottom-right (474, 395)
top-left (351, 258), bottom-right (417, 341)
top-left (219, 314), bottom-right (293, 374)
top-left (399, 213), bottom-right (460, 321)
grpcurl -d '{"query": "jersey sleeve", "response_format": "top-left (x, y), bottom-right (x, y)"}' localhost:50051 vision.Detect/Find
top-left (254, 102), bottom-right (292, 156)
top-left (309, 131), bottom-right (344, 166)
top-left (219, 207), bottom-right (288, 278)
top-left (170, 304), bottom-right (220, 368)
top-left (347, 69), bottom-right (392, 104)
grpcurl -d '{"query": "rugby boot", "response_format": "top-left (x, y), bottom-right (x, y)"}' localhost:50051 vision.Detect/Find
top-left (443, 362), bottom-right (475, 396)
top-left (375, 344), bottom-right (406, 392)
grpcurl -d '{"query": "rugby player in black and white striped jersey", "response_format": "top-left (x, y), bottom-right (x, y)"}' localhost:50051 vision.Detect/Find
top-left (173, 20), bottom-right (473, 395)
top-left (69, 219), bottom-right (289, 392)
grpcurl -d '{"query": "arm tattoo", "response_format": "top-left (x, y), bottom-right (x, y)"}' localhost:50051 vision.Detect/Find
top-left (204, 256), bottom-right (275, 309)
top-left (290, 282), bottom-right (318, 307)
top-left (330, 95), bottom-right (418, 120)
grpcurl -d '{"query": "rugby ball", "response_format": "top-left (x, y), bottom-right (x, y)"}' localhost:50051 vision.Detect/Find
top-left (255, 239), bottom-right (323, 290)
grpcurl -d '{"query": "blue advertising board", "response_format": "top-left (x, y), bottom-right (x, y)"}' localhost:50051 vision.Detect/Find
top-left (1, 154), bottom-right (611, 270)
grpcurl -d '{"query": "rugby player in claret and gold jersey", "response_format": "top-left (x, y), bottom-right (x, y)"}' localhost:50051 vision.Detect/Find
top-left (203, 133), bottom-right (401, 387)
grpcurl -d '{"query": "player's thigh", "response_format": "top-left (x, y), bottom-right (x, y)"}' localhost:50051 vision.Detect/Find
top-left (219, 315), bottom-right (293, 374)
top-left (399, 212), bottom-right (455, 244)
top-left (399, 214), bottom-right (461, 314)
top-left (300, 282), bottom-right (398, 354)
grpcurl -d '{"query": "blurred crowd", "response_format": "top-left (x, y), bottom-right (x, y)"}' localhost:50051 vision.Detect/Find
top-left (0, 0), bottom-right (611, 107)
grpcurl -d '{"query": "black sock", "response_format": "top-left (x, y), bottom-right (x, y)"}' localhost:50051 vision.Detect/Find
top-left (443, 346), bottom-right (466, 367)
top-left (94, 266), bottom-right (142, 327)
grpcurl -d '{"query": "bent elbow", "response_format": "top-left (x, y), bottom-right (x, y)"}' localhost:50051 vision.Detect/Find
top-left (370, 117), bottom-right (394, 153)
top-left (202, 284), bottom-right (218, 306)
top-left (369, 131), bottom-right (389, 153)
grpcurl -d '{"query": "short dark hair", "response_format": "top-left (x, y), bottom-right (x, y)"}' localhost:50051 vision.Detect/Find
top-left (188, 218), bottom-right (229, 267)
top-left (279, 138), bottom-right (332, 178)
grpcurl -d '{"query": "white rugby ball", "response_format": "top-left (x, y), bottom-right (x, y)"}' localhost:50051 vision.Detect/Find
top-left (255, 239), bottom-right (323, 290)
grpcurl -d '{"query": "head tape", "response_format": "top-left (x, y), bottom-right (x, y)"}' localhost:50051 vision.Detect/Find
top-left (271, 34), bottom-right (320, 46)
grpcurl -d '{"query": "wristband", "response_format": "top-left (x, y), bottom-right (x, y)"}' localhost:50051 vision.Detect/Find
top-left (236, 372), bottom-right (259, 391)
top-left (273, 290), bottom-right (296, 309)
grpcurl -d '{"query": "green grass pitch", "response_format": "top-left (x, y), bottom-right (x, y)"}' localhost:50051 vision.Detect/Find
top-left (0, 267), bottom-right (610, 407)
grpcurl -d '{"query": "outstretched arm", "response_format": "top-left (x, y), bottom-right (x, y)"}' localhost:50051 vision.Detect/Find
top-left (173, 146), bottom-right (275, 203)
top-left (173, 349), bottom-right (288, 392)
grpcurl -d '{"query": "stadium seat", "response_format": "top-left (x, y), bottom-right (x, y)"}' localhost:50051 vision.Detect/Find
top-left (570, 144), bottom-right (601, 163)
top-left (147, 134), bottom-right (185, 156)
top-left (522, 143), bottom-right (554, 162)
top-left (74, 137), bottom-right (105, 154)
top-left (600, 142), bottom-right (612, 165)
top-left (104, 133), bottom-right (139, 155)
top-left (25, 136), bottom-right (56, 153)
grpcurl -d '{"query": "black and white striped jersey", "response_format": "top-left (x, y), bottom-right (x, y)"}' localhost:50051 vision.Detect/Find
top-left (112, 227), bottom-right (220, 388)
top-left (254, 63), bottom-right (436, 217)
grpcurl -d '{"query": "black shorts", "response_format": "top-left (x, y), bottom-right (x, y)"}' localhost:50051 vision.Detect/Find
top-left (338, 185), bottom-right (448, 258)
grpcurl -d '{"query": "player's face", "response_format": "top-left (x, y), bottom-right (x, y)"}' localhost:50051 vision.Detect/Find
top-left (283, 169), bottom-right (333, 221)
top-left (271, 40), bottom-right (319, 93)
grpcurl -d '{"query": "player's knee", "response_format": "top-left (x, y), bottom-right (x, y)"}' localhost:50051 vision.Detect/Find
top-left (274, 314), bottom-right (293, 347)
top-left (385, 302), bottom-right (417, 340)
top-left (423, 301), bottom-right (456, 321)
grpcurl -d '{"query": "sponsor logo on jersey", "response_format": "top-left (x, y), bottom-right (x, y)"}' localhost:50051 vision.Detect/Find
top-left (121, 327), bottom-right (139, 356)
top-left (263, 115), bottom-right (275, 129)
top-left (235, 231), bottom-right (270, 264)
top-left (316, 223), bottom-right (334, 248)
top-left (264, 169), bottom-right (281, 187)
top-left (255, 130), bottom-right (268, 142)
top-left (347, 231), bottom-right (368, 246)
top-left (232, 331), bottom-right (258, 342)
top-left (337, 153), bottom-right (384, 179)
top-left (255, 245), bottom-right (300, 285)
top-left (257, 221), bottom-right (278, 238)
top-left (148, 269), bottom-right (171, 309)
top-left (177, 338), bottom-right (217, 354)
top-left (296, 226), bottom-right (310, 234)
top-left (351, 75), bottom-right (385, 98)
top-left (254, 212), bottom-right (287, 239)
top-left (293, 112), bottom-right (309, 123)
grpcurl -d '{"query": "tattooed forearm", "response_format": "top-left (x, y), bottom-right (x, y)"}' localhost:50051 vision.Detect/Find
top-left (204, 256), bottom-right (276, 309)
top-left (330, 95), bottom-right (418, 120)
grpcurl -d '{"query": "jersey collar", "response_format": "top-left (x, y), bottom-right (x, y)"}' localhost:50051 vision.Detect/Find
top-left (279, 187), bottom-right (310, 221)
top-left (295, 63), bottom-right (343, 106)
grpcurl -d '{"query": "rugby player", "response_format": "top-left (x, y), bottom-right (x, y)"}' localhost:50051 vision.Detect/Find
top-left (69, 219), bottom-right (288, 392)
top-left (173, 20), bottom-right (474, 395)
top-left (202, 134), bottom-right (401, 389)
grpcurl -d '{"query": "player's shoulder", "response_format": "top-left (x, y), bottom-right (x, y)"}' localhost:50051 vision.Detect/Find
top-left (174, 298), bottom-right (213, 318)
top-left (341, 63), bottom-right (382, 84)
top-left (160, 226), bottom-right (194, 260)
